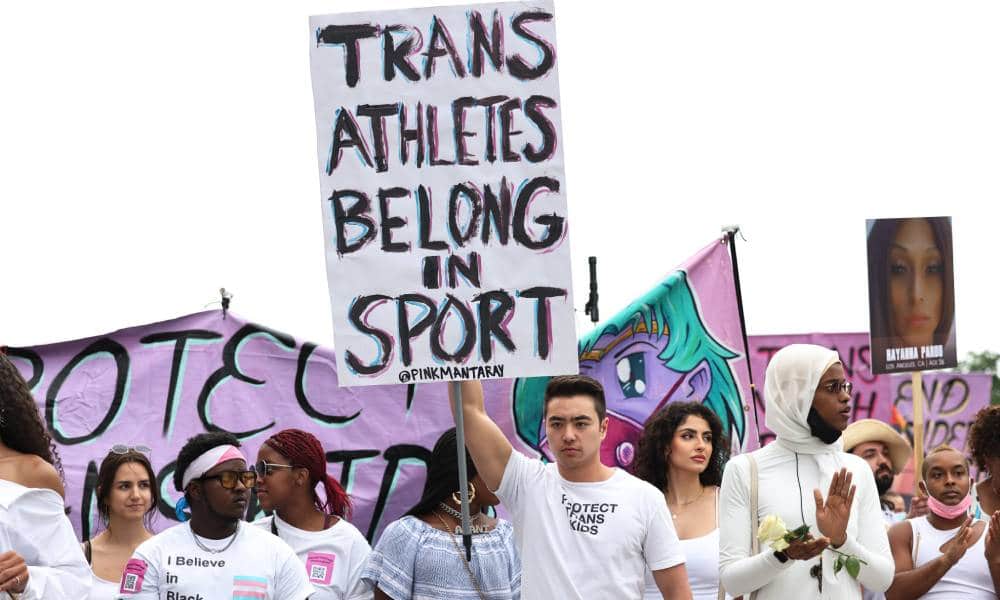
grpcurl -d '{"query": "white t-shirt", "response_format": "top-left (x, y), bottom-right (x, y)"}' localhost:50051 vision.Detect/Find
top-left (89, 574), bottom-right (120, 600)
top-left (496, 451), bottom-right (684, 599)
top-left (115, 521), bottom-right (314, 600)
top-left (252, 514), bottom-right (373, 600)
top-left (0, 479), bottom-right (91, 600)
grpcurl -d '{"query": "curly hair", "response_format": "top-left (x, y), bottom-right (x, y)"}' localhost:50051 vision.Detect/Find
top-left (634, 401), bottom-right (729, 491)
top-left (0, 353), bottom-right (63, 479)
top-left (968, 405), bottom-right (1000, 473)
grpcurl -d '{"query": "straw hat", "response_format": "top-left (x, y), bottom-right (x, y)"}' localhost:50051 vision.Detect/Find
top-left (842, 419), bottom-right (912, 474)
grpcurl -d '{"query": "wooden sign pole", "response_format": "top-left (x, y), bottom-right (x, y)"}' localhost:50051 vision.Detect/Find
top-left (911, 371), bottom-right (925, 494)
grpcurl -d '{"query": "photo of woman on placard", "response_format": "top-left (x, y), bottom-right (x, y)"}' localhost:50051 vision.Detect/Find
top-left (866, 216), bottom-right (957, 374)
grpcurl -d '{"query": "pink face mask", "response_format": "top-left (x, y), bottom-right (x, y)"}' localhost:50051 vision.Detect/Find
top-left (925, 489), bottom-right (973, 519)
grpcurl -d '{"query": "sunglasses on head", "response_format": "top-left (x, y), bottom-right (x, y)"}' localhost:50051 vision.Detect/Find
top-left (199, 470), bottom-right (257, 489)
top-left (111, 444), bottom-right (152, 455)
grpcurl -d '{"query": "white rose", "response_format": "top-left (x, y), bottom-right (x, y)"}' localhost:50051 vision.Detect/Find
top-left (757, 514), bottom-right (787, 543)
top-left (772, 537), bottom-right (790, 552)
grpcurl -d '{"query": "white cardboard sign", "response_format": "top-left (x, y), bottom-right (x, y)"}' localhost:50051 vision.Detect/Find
top-left (310, 1), bottom-right (577, 386)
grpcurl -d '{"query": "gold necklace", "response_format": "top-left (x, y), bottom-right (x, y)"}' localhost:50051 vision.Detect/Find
top-left (432, 511), bottom-right (487, 600)
top-left (668, 486), bottom-right (705, 519)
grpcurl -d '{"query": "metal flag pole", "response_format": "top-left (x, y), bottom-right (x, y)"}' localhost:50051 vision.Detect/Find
top-left (450, 381), bottom-right (473, 561)
top-left (723, 226), bottom-right (764, 448)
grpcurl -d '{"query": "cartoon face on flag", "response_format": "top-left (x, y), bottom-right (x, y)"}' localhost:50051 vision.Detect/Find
top-left (511, 238), bottom-right (750, 469)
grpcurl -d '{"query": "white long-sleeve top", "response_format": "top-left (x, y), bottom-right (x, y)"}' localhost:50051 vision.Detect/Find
top-left (719, 443), bottom-right (894, 600)
top-left (0, 479), bottom-right (91, 600)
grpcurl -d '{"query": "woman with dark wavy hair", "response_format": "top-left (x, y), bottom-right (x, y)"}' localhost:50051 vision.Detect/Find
top-left (0, 352), bottom-right (90, 598)
top-left (0, 352), bottom-right (64, 494)
top-left (635, 401), bottom-right (733, 600)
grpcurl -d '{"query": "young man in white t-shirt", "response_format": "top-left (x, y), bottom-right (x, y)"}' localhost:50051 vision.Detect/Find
top-left (454, 377), bottom-right (692, 599)
top-left (117, 432), bottom-right (314, 600)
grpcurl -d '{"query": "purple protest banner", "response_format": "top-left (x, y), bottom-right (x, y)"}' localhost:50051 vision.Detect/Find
top-left (6, 311), bottom-right (528, 541)
top-left (747, 333), bottom-right (888, 449)
top-left (887, 370), bottom-right (992, 490)
top-left (747, 332), bottom-right (992, 457)
top-left (887, 371), bottom-right (992, 455)
top-left (7, 237), bottom-right (757, 542)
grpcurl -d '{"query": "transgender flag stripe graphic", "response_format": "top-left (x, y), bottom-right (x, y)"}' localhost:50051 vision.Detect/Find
top-left (233, 575), bottom-right (268, 599)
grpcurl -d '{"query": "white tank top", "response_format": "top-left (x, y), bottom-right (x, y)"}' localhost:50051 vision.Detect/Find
top-left (643, 529), bottom-right (726, 600)
top-left (910, 515), bottom-right (995, 599)
top-left (643, 488), bottom-right (728, 600)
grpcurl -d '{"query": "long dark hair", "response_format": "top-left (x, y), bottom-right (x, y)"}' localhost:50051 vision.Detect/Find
top-left (634, 401), bottom-right (729, 491)
top-left (867, 217), bottom-right (955, 351)
top-left (0, 353), bottom-right (63, 479)
top-left (95, 449), bottom-right (159, 529)
top-left (406, 428), bottom-right (478, 518)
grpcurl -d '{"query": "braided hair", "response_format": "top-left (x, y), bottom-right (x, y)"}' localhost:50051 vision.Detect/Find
top-left (0, 353), bottom-right (64, 480)
top-left (264, 429), bottom-right (351, 519)
top-left (405, 428), bottom-right (477, 518)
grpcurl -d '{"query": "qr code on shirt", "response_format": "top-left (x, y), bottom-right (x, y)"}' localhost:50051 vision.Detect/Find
top-left (305, 551), bottom-right (335, 585)
top-left (120, 558), bottom-right (148, 594)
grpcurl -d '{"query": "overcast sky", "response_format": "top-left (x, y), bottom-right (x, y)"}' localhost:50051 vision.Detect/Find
top-left (3, 1), bottom-right (998, 361)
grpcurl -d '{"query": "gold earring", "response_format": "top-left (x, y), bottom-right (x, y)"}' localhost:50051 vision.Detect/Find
top-left (452, 482), bottom-right (476, 505)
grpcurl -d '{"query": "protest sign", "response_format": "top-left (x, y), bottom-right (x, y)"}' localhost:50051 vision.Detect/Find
top-left (310, 1), bottom-right (576, 386)
top-left (865, 217), bottom-right (957, 374)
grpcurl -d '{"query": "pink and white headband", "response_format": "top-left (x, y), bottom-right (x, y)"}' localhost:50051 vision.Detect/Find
top-left (181, 445), bottom-right (246, 490)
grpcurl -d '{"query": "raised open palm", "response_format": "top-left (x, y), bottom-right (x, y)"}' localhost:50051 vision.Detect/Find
top-left (814, 468), bottom-right (856, 547)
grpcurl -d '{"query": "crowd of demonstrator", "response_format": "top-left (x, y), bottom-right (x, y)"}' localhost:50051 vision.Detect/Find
top-left (1, 347), bottom-right (998, 599)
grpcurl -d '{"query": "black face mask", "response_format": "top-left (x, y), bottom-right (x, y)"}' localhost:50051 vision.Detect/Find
top-left (807, 407), bottom-right (842, 444)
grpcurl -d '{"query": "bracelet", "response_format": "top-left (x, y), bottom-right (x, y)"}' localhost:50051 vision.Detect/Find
top-left (773, 550), bottom-right (789, 563)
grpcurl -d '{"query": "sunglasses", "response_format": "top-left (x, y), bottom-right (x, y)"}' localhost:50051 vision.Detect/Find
top-left (111, 444), bottom-right (152, 455)
top-left (254, 460), bottom-right (295, 477)
top-left (199, 470), bottom-right (257, 489)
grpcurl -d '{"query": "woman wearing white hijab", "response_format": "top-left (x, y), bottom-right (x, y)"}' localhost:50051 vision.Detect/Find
top-left (718, 344), bottom-right (893, 599)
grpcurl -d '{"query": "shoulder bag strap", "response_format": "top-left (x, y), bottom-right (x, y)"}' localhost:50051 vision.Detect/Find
top-left (715, 486), bottom-right (727, 600)
top-left (748, 454), bottom-right (759, 600)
